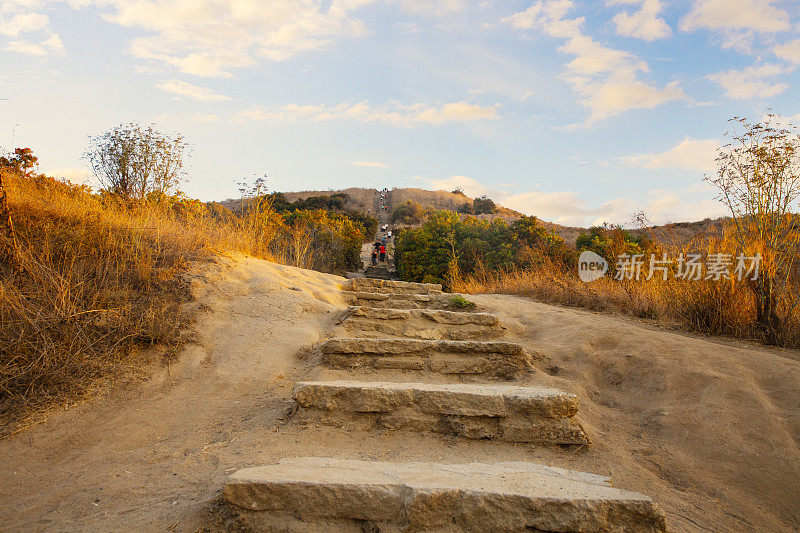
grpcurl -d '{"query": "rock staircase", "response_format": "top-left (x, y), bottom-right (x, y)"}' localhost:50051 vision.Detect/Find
top-left (222, 278), bottom-right (667, 531)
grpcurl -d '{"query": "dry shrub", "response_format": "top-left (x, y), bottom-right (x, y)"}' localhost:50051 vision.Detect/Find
top-left (0, 172), bottom-right (366, 432)
top-left (0, 173), bottom-right (201, 430)
top-left (455, 224), bottom-right (800, 348)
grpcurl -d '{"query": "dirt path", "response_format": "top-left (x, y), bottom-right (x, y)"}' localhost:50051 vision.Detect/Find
top-left (1, 255), bottom-right (798, 531)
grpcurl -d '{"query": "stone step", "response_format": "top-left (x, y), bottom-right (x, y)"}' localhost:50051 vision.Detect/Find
top-left (292, 381), bottom-right (588, 445)
top-left (345, 291), bottom-right (454, 309)
top-left (342, 278), bottom-right (443, 295)
top-left (224, 457), bottom-right (667, 532)
top-left (338, 306), bottom-right (502, 340)
top-left (364, 266), bottom-right (397, 280)
top-left (321, 337), bottom-right (530, 379)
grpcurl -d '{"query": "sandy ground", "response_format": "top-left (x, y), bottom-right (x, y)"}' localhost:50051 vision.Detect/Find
top-left (0, 254), bottom-right (798, 532)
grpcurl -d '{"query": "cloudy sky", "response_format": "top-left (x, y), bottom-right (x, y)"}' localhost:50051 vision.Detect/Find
top-left (1, 0), bottom-right (799, 226)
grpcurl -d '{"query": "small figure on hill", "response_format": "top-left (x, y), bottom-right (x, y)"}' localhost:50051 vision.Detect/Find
top-left (379, 244), bottom-right (386, 263)
top-left (371, 249), bottom-right (378, 266)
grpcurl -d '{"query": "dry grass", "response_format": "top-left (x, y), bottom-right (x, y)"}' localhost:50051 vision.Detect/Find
top-left (454, 226), bottom-right (800, 348)
top-left (0, 172), bottom-right (366, 433)
top-left (0, 173), bottom-right (195, 432)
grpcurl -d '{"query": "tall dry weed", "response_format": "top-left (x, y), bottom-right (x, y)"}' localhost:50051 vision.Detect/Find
top-left (455, 223), bottom-right (800, 348)
top-left (0, 172), bottom-right (200, 431)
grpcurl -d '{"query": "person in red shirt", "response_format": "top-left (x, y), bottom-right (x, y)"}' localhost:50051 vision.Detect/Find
top-left (379, 244), bottom-right (386, 263)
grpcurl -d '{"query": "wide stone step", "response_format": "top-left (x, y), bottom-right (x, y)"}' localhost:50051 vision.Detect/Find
top-left (339, 307), bottom-right (501, 340)
top-left (344, 306), bottom-right (498, 325)
top-left (292, 381), bottom-right (588, 445)
top-left (342, 278), bottom-right (443, 295)
top-left (224, 457), bottom-right (667, 532)
top-left (345, 291), bottom-right (456, 309)
top-left (321, 337), bottom-right (530, 379)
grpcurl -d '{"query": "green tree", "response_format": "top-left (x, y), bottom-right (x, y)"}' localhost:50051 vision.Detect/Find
top-left (395, 211), bottom-right (573, 288)
top-left (0, 148), bottom-right (38, 177)
top-left (576, 225), bottom-right (645, 271)
top-left (457, 202), bottom-right (473, 214)
top-left (473, 195), bottom-right (496, 214)
top-left (392, 200), bottom-right (426, 224)
top-left (0, 147), bottom-right (39, 265)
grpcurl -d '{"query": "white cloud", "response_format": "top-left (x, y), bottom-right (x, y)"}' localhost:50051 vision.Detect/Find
top-left (501, 189), bottom-right (634, 226)
top-left (0, 2), bottom-right (64, 56)
top-left (96, 0), bottom-right (377, 78)
top-left (421, 174), bottom-right (727, 226)
top-left (233, 101), bottom-right (500, 127)
top-left (428, 175), bottom-right (494, 197)
top-left (619, 137), bottom-right (721, 172)
top-left (608, 0), bottom-right (671, 41)
top-left (192, 113), bottom-right (221, 122)
top-left (680, 0), bottom-right (791, 53)
top-left (774, 38), bottom-right (800, 64)
top-left (393, 0), bottom-right (464, 17)
top-left (158, 79), bottom-right (232, 102)
top-left (47, 166), bottom-right (91, 183)
top-left (346, 160), bottom-right (390, 168)
top-left (499, 185), bottom-right (726, 226)
top-left (0, 12), bottom-right (49, 36)
top-left (3, 33), bottom-right (63, 55)
top-left (708, 63), bottom-right (791, 99)
top-left (638, 187), bottom-right (729, 224)
top-left (681, 0), bottom-right (790, 33)
top-left (502, 0), bottom-right (685, 126)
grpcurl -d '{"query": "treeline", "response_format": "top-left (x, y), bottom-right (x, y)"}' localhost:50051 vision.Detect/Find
top-left (394, 211), bottom-right (573, 286)
top-left (140, 192), bottom-right (375, 274)
top-left (393, 209), bottom-right (654, 288)
top-left (394, 208), bottom-right (799, 348)
top-left (264, 192), bottom-right (378, 238)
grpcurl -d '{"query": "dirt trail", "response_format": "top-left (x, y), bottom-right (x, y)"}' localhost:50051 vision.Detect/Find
top-left (1, 254), bottom-right (798, 531)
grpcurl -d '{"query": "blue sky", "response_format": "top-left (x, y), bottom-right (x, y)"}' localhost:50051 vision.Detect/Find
top-left (1, 0), bottom-right (798, 226)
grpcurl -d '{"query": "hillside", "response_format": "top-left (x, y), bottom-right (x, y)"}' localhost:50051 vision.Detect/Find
top-left (227, 186), bottom-right (588, 241)
top-left (0, 254), bottom-right (797, 531)
top-left (252, 187), bottom-right (727, 247)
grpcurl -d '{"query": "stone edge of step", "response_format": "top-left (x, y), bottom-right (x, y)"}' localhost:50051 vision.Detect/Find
top-left (222, 458), bottom-right (667, 532)
top-left (320, 338), bottom-right (525, 355)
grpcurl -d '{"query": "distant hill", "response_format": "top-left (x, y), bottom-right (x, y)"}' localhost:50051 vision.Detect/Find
top-left (267, 187), bottom-right (589, 242)
top-left (219, 187), bottom-right (730, 248)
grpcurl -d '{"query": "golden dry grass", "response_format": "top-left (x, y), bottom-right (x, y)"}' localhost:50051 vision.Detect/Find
top-left (0, 172), bottom-right (364, 433)
top-left (454, 226), bottom-right (800, 348)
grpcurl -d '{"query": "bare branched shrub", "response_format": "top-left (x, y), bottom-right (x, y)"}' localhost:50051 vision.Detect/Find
top-left (85, 123), bottom-right (190, 200)
top-left (707, 114), bottom-right (800, 344)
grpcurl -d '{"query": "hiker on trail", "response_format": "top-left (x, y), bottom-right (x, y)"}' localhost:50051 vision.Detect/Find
top-left (371, 249), bottom-right (377, 266)
top-left (379, 244), bottom-right (386, 263)
top-left (374, 241), bottom-right (381, 251)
